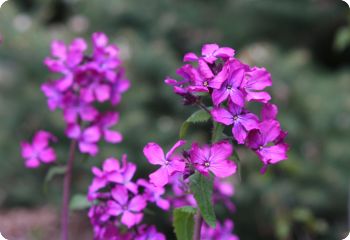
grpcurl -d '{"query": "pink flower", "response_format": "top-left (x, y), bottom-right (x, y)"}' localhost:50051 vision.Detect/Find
top-left (135, 225), bottom-right (166, 240)
top-left (246, 120), bottom-right (288, 166)
top-left (21, 130), bottom-right (57, 168)
top-left (212, 64), bottom-right (245, 107)
top-left (190, 141), bottom-right (237, 178)
top-left (184, 43), bottom-right (235, 64)
top-left (107, 186), bottom-right (147, 228)
top-left (211, 101), bottom-right (259, 144)
top-left (143, 140), bottom-right (186, 187)
top-left (66, 124), bottom-right (101, 156)
top-left (44, 38), bottom-right (87, 91)
top-left (242, 67), bottom-right (272, 103)
top-left (95, 112), bottom-right (122, 144)
top-left (137, 179), bottom-right (170, 210)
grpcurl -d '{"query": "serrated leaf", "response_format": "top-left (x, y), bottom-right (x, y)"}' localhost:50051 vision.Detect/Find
top-left (179, 109), bottom-right (211, 139)
top-left (212, 122), bottom-right (224, 142)
top-left (45, 165), bottom-right (66, 183)
top-left (173, 206), bottom-right (196, 240)
top-left (70, 194), bottom-right (91, 210)
top-left (189, 172), bottom-right (216, 227)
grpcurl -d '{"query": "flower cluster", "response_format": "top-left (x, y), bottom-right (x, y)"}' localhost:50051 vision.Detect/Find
top-left (165, 43), bottom-right (288, 170)
top-left (21, 32), bottom-right (129, 168)
top-left (88, 157), bottom-right (166, 240)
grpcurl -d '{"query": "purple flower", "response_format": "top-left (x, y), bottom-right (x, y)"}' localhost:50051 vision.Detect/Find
top-left (190, 141), bottom-right (237, 178)
top-left (63, 94), bottom-right (99, 123)
top-left (137, 179), bottom-right (170, 210)
top-left (113, 155), bottom-right (138, 194)
top-left (242, 67), bottom-right (272, 103)
top-left (88, 157), bottom-right (122, 199)
top-left (211, 101), bottom-right (259, 144)
top-left (95, 112), bottom-right (122, 143)
top-left (201, 219), bottom-right (239, 240)
top-left (212, 65), bottom-right (246, 107)
top-left (135, 225), bottom-right (166, 240)
top-left (261, 102), bottom-right (278, 121)
top-left (21, 130), bottom-right (57, 168)
top-left (66, 124), bottom-right (101, 155)
top-left (107, 186), bottom-right (147, 228)
top-left (41, 81), bottom-right (64, 111)
top-left (247, 120), bottom-right (288, 165)
top-left (44, 38), bottom-right (87, 91)
top-left (110, 69), bottom-right (130, 105)
top-left (184, 43), bottom-right (235, 64)
top-left (188, 59), bottom-right (226, 92)
top-left (143, 140), bottom-right (186, 187)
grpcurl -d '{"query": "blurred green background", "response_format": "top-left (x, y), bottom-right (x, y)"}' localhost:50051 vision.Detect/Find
top-left (0, 0), bottom-right (350, 239)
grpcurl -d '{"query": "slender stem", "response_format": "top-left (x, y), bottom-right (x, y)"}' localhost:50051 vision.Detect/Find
top-left (197, 102), bottom-right (211, 115)
top-left (193, 210), bottom-right (203, 240)
top-left (61, 140), bottom-right (77, 240)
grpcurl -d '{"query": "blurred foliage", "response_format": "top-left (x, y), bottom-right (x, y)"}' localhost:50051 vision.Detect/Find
top-left (0, 0), bottom-right (350, 239)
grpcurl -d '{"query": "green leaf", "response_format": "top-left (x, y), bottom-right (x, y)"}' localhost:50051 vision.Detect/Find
top-left (173, 206), bottom-right (196, 240)
top-left (189, 172), bottom-right (216, 227)
top-left (45, 165), bottom-right (66, 183)
top-left (70, 194), bottom-right (91, 210)
top-left (212, 122), bottom-right (224, 143)
top-left (179, 109), bottom-right (211, 139)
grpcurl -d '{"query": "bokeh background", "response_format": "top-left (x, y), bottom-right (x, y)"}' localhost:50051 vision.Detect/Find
top-left (0, 0), bottom-right (350, 239)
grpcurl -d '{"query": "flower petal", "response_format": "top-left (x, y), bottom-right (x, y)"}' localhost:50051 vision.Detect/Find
top-left (149, 167), bottom-right (169, 187)
top-left (143, 142), bottom-right (165, 165)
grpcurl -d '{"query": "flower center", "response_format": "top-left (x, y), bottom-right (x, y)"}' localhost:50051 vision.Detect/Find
top-left (203, 81), bottom-right (208, 87)
top-left (204, 161), bottom-right (210, 168)
top-left (226, 85), bottom-right (232, 90)
top-left (233, 115), bottom-right (238, 121)
top-left (258, 146), bottom-right (264, 151)
top-left (164, 160), bottom-right (170, 166)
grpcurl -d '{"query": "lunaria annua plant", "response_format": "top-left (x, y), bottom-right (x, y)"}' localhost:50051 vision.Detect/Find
top-left (21, 37), bottom-right (288, 240)
top-left (88, 43), bottom-right (288, 240)
top-left (20, 32), bottom-right (129, 240)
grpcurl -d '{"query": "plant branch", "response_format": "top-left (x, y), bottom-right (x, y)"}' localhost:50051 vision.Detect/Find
top-left (61, 140), bottom-right (77, 240)
top-left (193, 210), bottom-right (203, 240)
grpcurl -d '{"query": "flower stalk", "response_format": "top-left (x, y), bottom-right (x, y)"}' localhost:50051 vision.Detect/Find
top-left (193, 210), bottom-right (203, 240)
top-left (61, 140), bottom-right (77, 240)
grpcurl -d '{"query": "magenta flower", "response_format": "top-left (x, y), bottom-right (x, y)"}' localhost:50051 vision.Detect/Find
top-left (188, 59), bottom-right (226, 92)
top-left (44, 38), bottom-right (87, 91)
top-left (190, 141), bottom-right (237, 178)
top-left (107, 186), bottom-right (147, 228)
top-left (212, 65), bottom-right (246, 107)
top-left (135, 225), bottom-right (166, 240)
top-left (88, 157), bottom-right (122, 198)
top-left (63, 94), bottom-right (99, 123)
top-left (184, 43), bottom-right (235, 64)
top-left (137, 179), bottom-right (170, 210)
top-left (21, 130), bottom-right (57, 168)
top-left (242, 67), bottom-right (272, 103)
top-left (201, 219), bottom-right (239, 240)
top-left (113, 155), bottom-right (138, 194)
top-left (110, 69), bottom-right (130, 105)
top-left (143, 140), bottom-right (186, 187)
top-left (211, 101), bottom-right (259, 144)
top-left (41, 81), bottom-right (64, 111)
top-left (91, 32), bottom-right (121, 82)
top-left (66, 124), bottom-right (101, 155)
top-left (246, 120), bottom-right (288, 165)
top-left (95, 112), bottom-right (122, 144)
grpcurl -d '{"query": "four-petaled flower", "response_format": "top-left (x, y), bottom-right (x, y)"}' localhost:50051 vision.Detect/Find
top-left (107, 186), bottom-right (147, 228)
top-left (143, 140), bottom-right (186, 187)
top-left (190, 141), bottom-right (237, 178)
top-left (21, 130), bottom-right (57, 168)
top-left (212, 101), bottom-right (259, 144)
